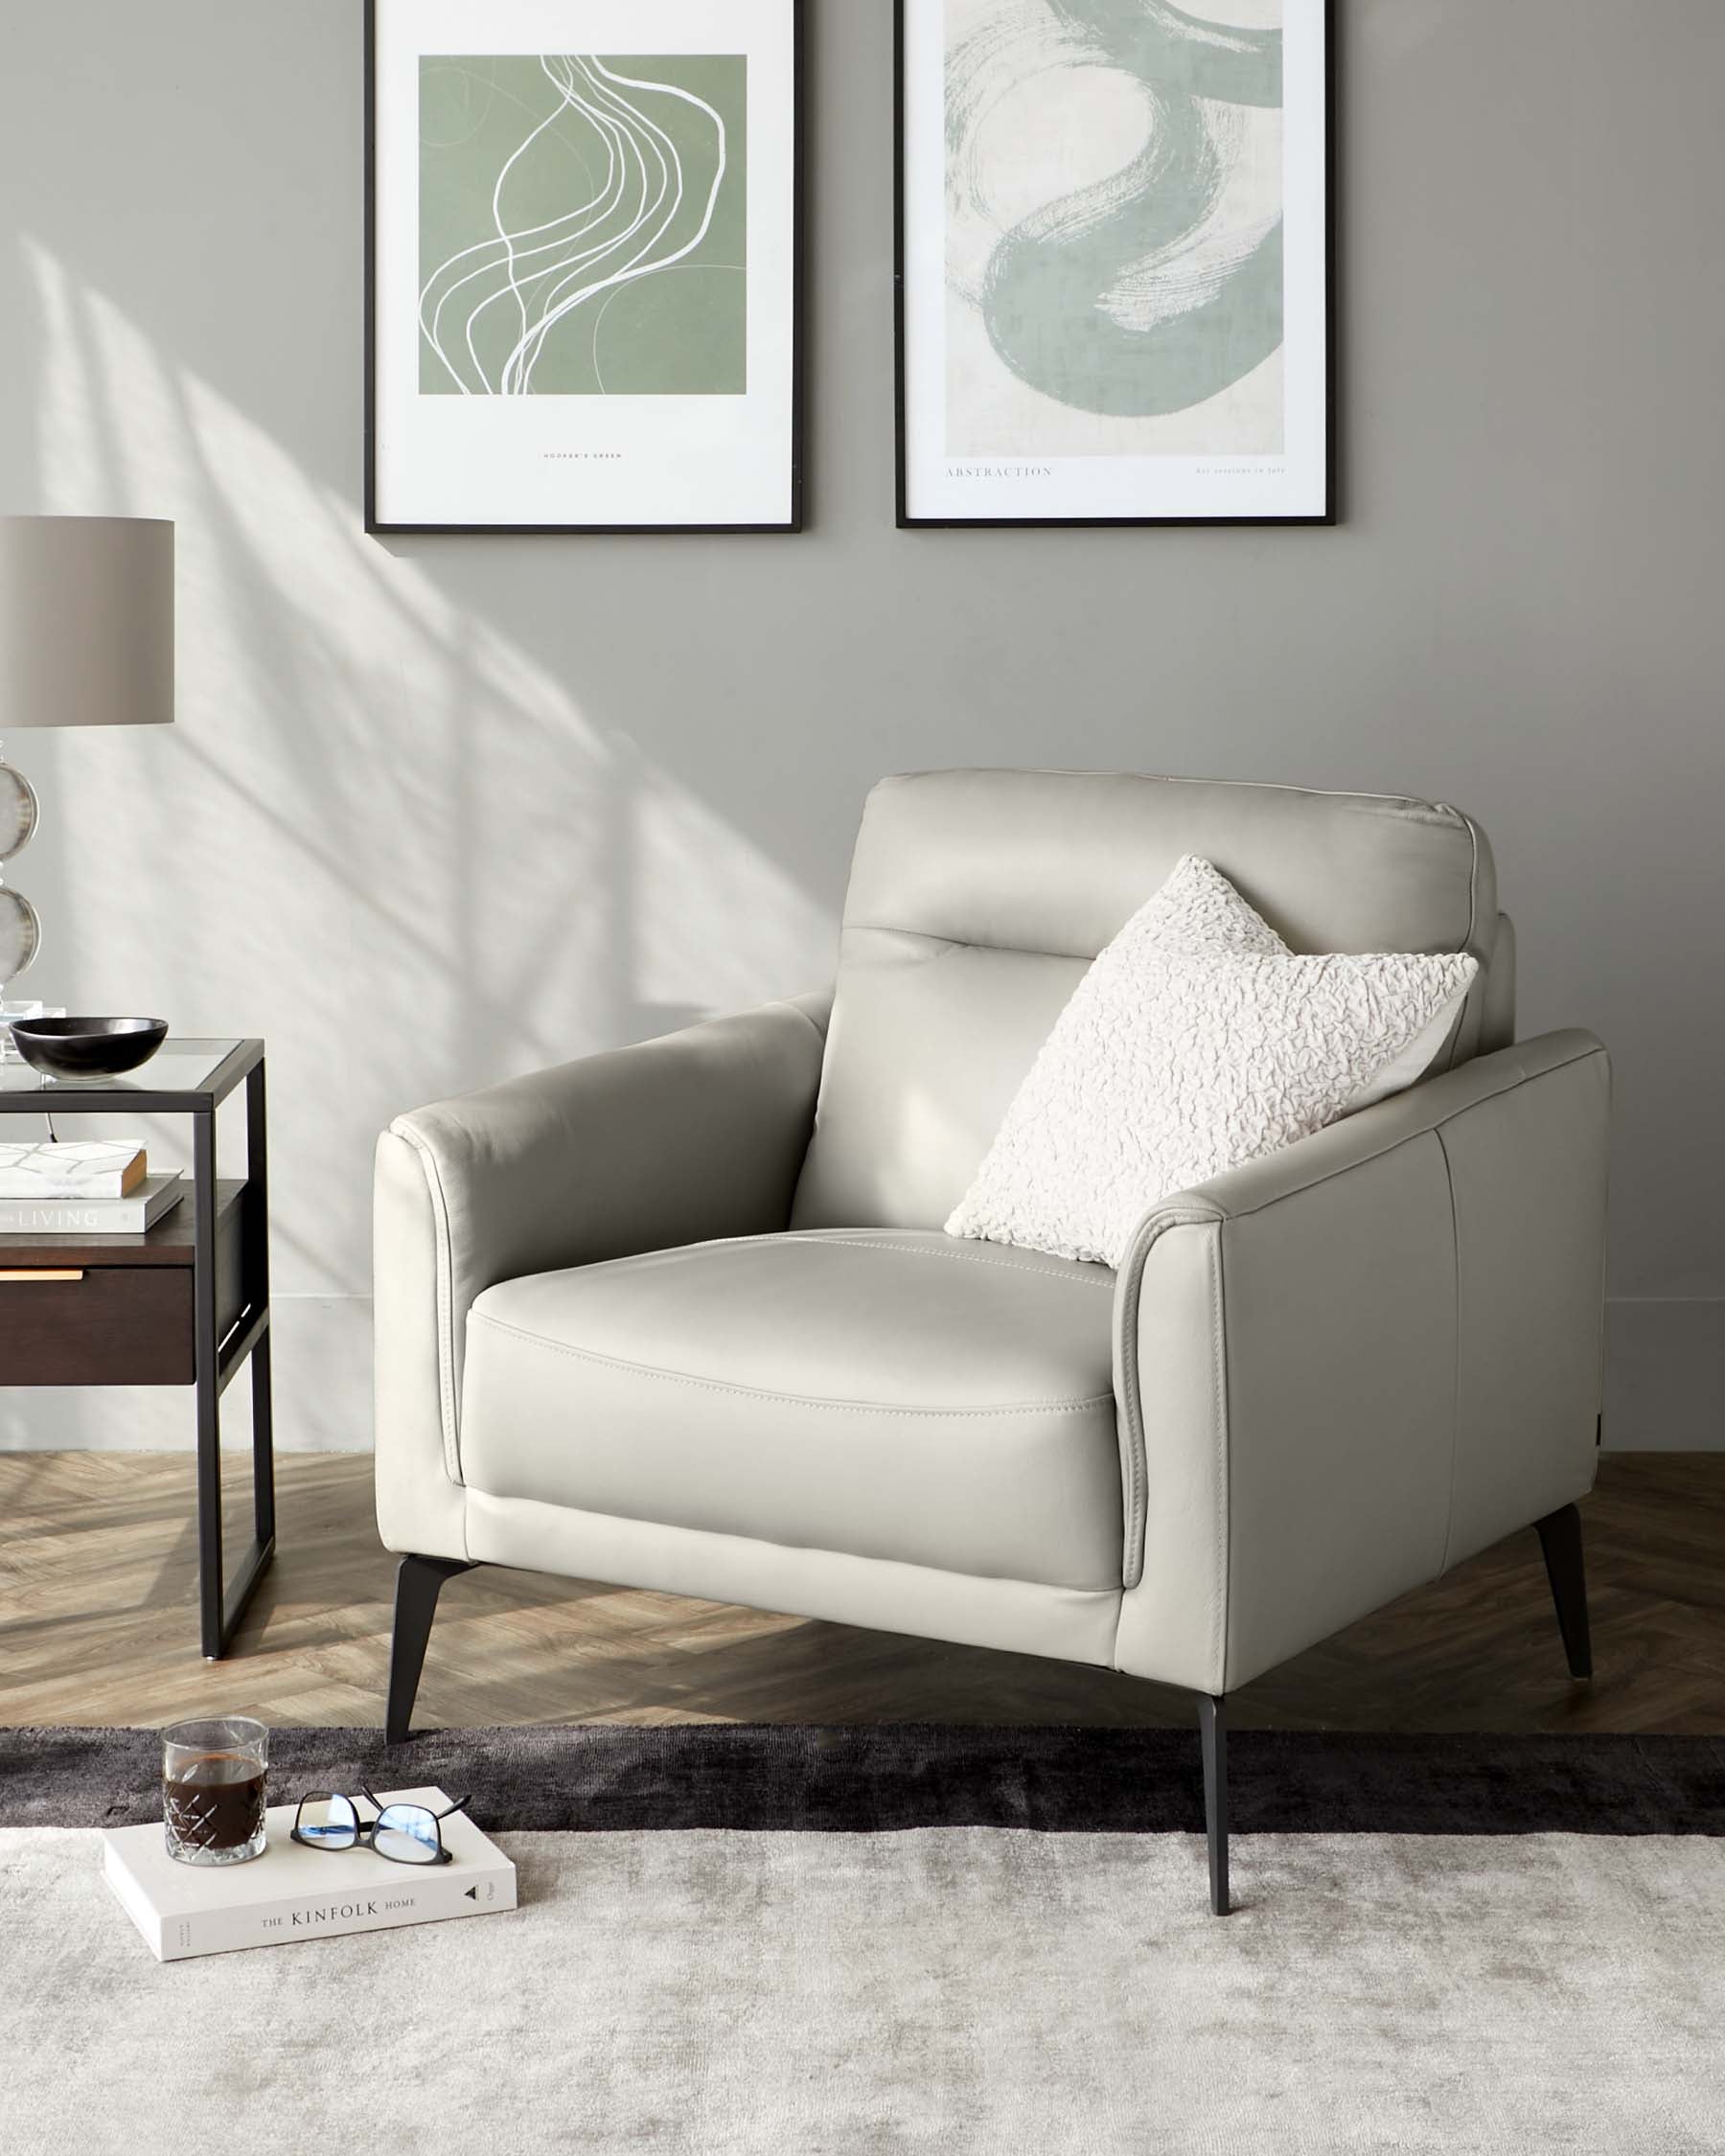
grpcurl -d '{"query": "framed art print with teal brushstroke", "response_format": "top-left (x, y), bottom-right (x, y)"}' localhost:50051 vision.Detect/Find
top-left (896, 0), bottom-right (1332, 525)
top-left (367, 0), bottom-right (802, 533)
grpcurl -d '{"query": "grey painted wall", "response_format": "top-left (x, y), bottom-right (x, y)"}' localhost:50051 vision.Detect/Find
top-left (0, 1), bottom-right (1719, 1453)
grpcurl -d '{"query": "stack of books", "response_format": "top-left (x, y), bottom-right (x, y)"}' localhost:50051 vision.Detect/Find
top-left (0, 1139), bottom-right (184, 1233)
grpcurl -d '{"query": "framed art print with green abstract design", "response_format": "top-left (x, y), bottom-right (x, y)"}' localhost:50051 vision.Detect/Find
top-left (896, 0), bottom-right (1332, 525)
top-left (367, 0), bottom-right (802, 532)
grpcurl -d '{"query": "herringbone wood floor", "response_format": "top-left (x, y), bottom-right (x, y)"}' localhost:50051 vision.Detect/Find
top-left (1, 1452), bottom-right (1720, 1732)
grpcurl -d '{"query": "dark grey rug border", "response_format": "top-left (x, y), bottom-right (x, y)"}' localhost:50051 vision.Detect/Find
top-left (3, 1726), bottom-right (1722, 1838)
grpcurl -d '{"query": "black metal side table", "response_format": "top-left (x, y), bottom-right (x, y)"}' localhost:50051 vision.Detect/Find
top-left (0, 1038), bottom-right (273, 1657)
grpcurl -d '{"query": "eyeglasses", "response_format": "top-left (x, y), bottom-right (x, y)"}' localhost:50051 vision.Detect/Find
top-left (290, 1790), bottom-right (471, 1867)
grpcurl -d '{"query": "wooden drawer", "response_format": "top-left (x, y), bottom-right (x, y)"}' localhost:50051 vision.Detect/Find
top-left (0, 1265), bottom-right (196, 1385)
top-left (0, 1181), bottom-right (246, 1388)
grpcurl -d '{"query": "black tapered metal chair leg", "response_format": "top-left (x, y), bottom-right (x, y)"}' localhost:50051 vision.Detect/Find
top-left (1534, 1502), bottom-right (1593, 1680)
top-left (1197, 1693), bottom-right (1229, 1915)
top-left (386, 1554), bottom-right (474, 1743)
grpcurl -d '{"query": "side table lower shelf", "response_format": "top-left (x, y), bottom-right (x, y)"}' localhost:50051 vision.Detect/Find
top-left (0, 1176), bottom-right (274, 1658)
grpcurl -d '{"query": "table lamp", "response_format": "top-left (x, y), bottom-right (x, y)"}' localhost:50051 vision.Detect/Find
top-left (0, 516), bottom-right (174, 1015)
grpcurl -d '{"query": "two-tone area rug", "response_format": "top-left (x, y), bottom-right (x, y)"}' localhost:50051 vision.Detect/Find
top-left (2, 1724), bottom-right (1722, 2153)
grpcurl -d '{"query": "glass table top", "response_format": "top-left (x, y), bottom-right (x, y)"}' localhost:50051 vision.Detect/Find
top-left (0, 1037), bottom-right (249, 1103)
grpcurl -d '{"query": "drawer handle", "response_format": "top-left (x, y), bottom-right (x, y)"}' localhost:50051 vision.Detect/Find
top-left (0, 1269), bottom-right (85, 1283)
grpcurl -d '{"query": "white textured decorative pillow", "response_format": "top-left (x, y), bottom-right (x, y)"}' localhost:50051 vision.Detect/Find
top-left (945, 856), bottom-right (1478, 1268)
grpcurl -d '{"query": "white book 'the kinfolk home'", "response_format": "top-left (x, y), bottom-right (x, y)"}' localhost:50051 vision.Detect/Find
top-left (102, 1788), bottom-right (518, 1961)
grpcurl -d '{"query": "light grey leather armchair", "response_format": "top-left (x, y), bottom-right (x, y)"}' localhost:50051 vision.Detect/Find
top-left (375, 771), bottom-right (1611, 1912)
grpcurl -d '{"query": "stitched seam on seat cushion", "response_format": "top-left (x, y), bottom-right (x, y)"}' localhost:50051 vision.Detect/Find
top-left (468, 1310), bottom-right (1116, 1417)
top-left (530, 1229), bottom-right (1110, 1287)
top-left (789, 1235), bottom-right (1116, 1287)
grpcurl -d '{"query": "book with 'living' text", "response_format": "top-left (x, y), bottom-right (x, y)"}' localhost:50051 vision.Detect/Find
top-left (0, 1171), bottom-right (183, 1235)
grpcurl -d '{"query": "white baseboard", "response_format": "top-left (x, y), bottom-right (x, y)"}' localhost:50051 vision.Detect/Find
top-left (1, 1295), bottom-right (1719, 1453)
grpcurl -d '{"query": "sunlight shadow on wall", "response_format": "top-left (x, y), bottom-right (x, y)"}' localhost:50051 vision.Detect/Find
top-left (2, 241), bottom-right (835, 1453)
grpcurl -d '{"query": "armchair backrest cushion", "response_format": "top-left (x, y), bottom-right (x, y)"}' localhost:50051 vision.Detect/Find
top-left (792, 769), bottom-right (1504, 1233)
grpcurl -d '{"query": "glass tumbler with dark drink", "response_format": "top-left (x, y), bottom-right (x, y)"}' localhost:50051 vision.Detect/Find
top-left (162, 1717), bottom-right (269, 1866)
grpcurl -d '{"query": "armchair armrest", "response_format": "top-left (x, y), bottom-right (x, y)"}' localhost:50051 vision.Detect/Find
top-left (1112, 1030), bottom-right (1610, 1695)
top-left (374, 993), bottom-right (831, 1557)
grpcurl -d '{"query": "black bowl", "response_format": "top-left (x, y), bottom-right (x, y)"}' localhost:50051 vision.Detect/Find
top-left (9, 1016), bottom-right (170, 1080)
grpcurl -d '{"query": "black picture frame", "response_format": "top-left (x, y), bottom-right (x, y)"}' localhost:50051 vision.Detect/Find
top-left (893, 0), bottom-right (1337, 530)
top-left (365, 0), bottom-right (806, 536)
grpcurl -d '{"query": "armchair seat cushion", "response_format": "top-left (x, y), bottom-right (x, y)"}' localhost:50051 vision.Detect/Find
top-left (459, 1229), bottom-right (1123, 1591)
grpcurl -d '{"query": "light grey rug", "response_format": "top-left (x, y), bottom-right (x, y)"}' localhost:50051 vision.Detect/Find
top-left (5, 1824), bottom-right (1722, 2154)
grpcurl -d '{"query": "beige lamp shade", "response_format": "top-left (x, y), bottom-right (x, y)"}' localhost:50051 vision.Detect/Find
top-left (0, 516), bottom-right (174, 729)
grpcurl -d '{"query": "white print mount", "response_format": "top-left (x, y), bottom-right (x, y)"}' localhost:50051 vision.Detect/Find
top-left (896, 0), bottom-right (1333, 525)
top-left (368, 0), bottom-right (802, 532)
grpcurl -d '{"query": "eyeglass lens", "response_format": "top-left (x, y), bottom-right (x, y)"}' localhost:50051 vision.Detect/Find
top-left (298, 1793), bottom-right (360, 1847)
top-left (374, 1805), bottom-right (441, 1863)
